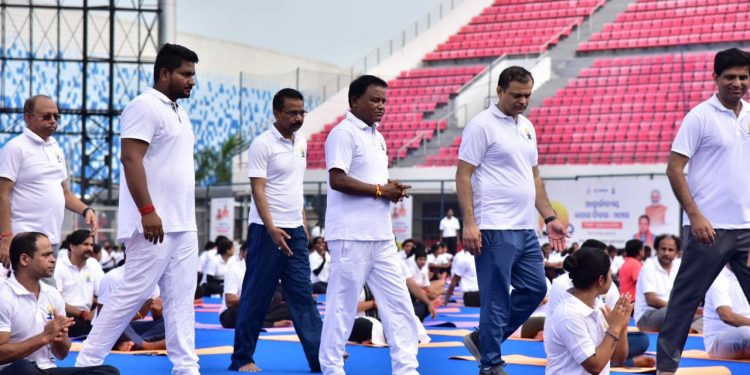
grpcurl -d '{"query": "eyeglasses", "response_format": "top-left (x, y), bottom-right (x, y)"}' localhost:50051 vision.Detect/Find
top-left (27, 112), bottom-right (60, 122)
top-left (281, 110), bottom-right (307, 118)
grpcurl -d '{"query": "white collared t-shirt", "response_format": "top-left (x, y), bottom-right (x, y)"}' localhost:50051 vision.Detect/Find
top-left (544, 295), bottom-right (610, 375)
top-left (220, 259), bottom-right (246, 315)
top-left (0, 128), bottom-right (67, 244)
top-left (325, 112), bottom-right (392, 241)
top-left (439, 216), bottom-right (461, 238)
top-left (703, 267), bottom-right (750, 352)
top-left (672, 94), bottom-right (750, 228)
top-left (634, 258), bottom-right (680, 322)
top-left (117, 88), bottom-right (197, 240)
top-left (0, 275), bottom-right (66, 370)
top-left (53, 253), bottom-right (104, 311)
top-left (451, 250), bottom-right (478, 293)
top-left (247, 126), bottom-right (307, 228)
top-left (458, 105), bottom-right (538, 230)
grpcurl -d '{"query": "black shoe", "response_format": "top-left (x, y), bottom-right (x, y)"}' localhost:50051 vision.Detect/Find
top-left (478, 365), bottom-right (509, 375)
top-left (463, 330), bottom-right (482, 363)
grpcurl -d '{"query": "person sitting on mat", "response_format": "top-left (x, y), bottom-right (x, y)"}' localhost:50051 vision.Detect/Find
top-left (704, 265), bottom-right (750, 360)
top-left (634, 234), bottom-right (680, 332)
top-left (349, 284), bottom-right (430, 345)
top-left (444, 249), bottom-right (479, 307)
top-left (544, 246), bottom-right (632, 375)
top-left (203, 236), bottom-right (235, 297)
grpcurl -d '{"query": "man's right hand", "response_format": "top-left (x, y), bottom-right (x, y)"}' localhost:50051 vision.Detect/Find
top-left (0, 236), bottom-right (10, 268)
top-left (142, 212), bottom-right (164, 244)
top-left (688, 211), bottom-right (715, 245)
top-left (268, 226), bottom-right (292, 256)
top-left (462, 223), bottom-right (482, 256)
top-left (602, 294), bottom-right (633, 332)
top-left (43, 315), bottom-right (74, 343)
top-left (381, 181), bottom-right (410, 203)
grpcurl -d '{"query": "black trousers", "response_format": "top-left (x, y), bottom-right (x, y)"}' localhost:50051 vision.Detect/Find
top-left (443, 236), bottom-right (458, 256)
top-left (464, 291), bottom-right (480, 307)
top-left (0, 360), bottom-right (119, 375)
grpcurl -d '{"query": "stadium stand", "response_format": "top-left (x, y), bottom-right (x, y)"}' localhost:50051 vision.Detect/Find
top-left (425, 0), bottom-right (606, 61)
top-left (579, 0), bottom-right (750, 52)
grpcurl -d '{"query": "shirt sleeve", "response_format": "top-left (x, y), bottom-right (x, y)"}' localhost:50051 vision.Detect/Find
top-left (452, 256), bottom-right (467, 278)
top-left (0, 141), bottom-right (23, 182)
top-left (638, 265), bottom-right (658, 294)
top-left (247, 136), bottom-right (270, 178)
top-left (558, 315), bottom-right (598, 365)
top-left (325, 128), bottom-right (354, 174)
top-left (458, 122), bottom-right (488, 167)
top-left (120, 98), bottom-right (159, 144)
top-left (671, 110), bottom-right (702, 158)
top-left (439, 218), bottom-right (446, 231)
top-left (223, 264), bottom-right (241, 296)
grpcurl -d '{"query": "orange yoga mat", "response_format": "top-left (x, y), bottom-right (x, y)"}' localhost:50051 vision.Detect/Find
top-left (258, 334), bottom-right (462, 348)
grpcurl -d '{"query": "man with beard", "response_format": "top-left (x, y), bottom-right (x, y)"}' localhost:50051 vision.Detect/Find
top-left (0, 95), bottom-right (98, 282)
top-left (53, 229), bottom-right (104, 338)
top-left (457, 66), bottom-right (569, 375)
top-left (634, 234), bottom-right (681, 332)
top-left (75, 43), bottom-right (201, 375)
top-left (658, 47), bottom-right (750, 375)
top-left (230, 88), bottom-right (323, 373)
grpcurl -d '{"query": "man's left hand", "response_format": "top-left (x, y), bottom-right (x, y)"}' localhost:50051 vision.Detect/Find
top-left (546, 219), bottom-right (569, 251)
top-left (85, 210), bottom-right (98, 234)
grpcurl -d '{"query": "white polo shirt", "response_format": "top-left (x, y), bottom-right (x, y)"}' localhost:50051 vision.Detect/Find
top-left (458, 105), bottom-right (538, 230)
top-left (117, 88), bottom-right (197, 240)
top-left (309, 250), bottom-right (331, 284)
top-left (548, 273), bottom-right (619, 314)
top-left (97, 266), bottom-right (159, 308)
top-left (206, 254), bottom-right (234, 280)
top-left (405, 258), bottom-right (430, 288)
top-left (247, 126), bottom-right (307, 228)
top-left (703, 267), bottom-right (750, 351)
top-left (220, 259), bottom-right (246, 315)
top-left (0, 128), bottom-right (67, 244)
top-left (439, 216), bottom-right (460, 238)
top-left (53, 253), bottom-right (104, 311)
top-left (672, 94), bottom-right (750, 228)
top-left (634, 258), bottom-right (680, 322)
top-left (325, 112), bottom-right (392, 241)
top-left (0, 275), bottom-right (66, 370)
top-left (451, 250), bottom-right (478, 293)
top-left (544, 295), bottom-right (609, 375)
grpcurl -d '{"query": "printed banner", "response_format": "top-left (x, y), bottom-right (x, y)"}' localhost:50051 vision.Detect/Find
top-left (539, 176), bottom-right (680, 247)
top-left (391, 196), bottom-right (413, 244)
top-left (210, 197), bottom-right (235, 241)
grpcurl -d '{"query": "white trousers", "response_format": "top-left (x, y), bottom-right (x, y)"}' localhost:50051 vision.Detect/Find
top-left (75, 231), bottom-right (200, 375)
top-left (707, 326), bottom-right (750, 359)
top-left (320, 240), bottom-right (419, 375)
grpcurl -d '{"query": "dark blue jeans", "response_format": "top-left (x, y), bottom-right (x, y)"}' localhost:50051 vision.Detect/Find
top-left (476, 230), bottom-right (546, 368)
top-left (229, 224), bottom-right (322, 372)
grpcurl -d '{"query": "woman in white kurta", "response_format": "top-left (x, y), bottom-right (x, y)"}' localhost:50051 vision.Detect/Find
top-left (544, 247), bottom-right (633, 375)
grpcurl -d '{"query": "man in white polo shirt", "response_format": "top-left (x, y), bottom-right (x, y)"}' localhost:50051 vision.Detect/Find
top-left (456, 66), bottom-right (569, 375)
top-left (703, 265), bottom-right (750, 359)
top-left (439, 208), bottom-right (461, 255)
top-left (657, 47), bottom-right (750, 375)
top-left (635, 234), bottom-right (680, 332)
top-left (54, 229), bottom-right (104, 338)
top-left (0, 95), bottom-right (98, 273)
top-left (444, 249), bottom-right (479, 307)
top-left (319, 75), bottom-right (418, 375)
top-left (230, 88), bottom-right (323, 373)
top-left (75, 43), bottom-right (200, 375)
top-left (0, 232), bottom-right (118, 375)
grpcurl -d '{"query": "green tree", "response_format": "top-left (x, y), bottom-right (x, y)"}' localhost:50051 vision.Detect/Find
top-left (194, 135), bottom-right (239, 185)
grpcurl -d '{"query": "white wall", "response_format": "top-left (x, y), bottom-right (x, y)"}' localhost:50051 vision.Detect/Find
top-left (453, 56), bottom-right (552, 128)
top-left (296, 0), bottom-right (495, 141)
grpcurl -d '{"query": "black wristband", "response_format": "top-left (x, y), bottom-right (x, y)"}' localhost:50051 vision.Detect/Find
top-left (544, 215), bottom-right (557, 224)
top-left (82, 207), bottom-right (94, 218)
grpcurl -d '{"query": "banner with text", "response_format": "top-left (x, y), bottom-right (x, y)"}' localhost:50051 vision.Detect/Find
top-left (539, 176), bottom-right (680, 247)
top-left (391, 196), bottom-right (413, 244)
top-left (210, 197), bottom-right (236, 241)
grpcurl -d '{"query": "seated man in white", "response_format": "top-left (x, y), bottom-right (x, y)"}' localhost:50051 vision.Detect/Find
top-left (703, 265), bottom-right (750, 359)
top-left (203, 237), bottom-right (235, 297)
top-left (634, 234), bottom-right (680, 332)
top-left (309, 236), bottom-right (330, 294)
top-left (53, 229), bottom-right (104, 338)
top-left (544, 247), bottom-right (631, 375)
top-left (444, 249), bottom-right (479, 307)
top-left (0, 232), bottom-right (119, 375)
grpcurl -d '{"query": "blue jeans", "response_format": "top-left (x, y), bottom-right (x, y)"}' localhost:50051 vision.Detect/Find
top-left (229, 224), bottom-right (322, 371)
top-left (476, 230), bottom-right (546, 368)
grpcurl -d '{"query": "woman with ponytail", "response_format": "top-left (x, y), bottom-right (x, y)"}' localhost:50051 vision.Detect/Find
top-left (544, 247), bottom-right (633, 374)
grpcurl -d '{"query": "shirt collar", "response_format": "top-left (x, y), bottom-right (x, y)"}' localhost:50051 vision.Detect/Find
top-left (489, 104), bottom-right (517, 122)
top-left (22, 127), bottom-right (55, 146)
top-left (147, 87), bottom-right (179, 107)
top-left (566, 291), bottom-right (598, 317)
top-left (346, 111), bottom-right (379, 130)
top-left (7, 274), bottom-right (45, 296)
top-left (708, 93), bottom-right (750, 114)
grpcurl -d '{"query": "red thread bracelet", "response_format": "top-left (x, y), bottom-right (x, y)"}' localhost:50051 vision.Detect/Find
top-left (139, 204), bottom-right (155, 216)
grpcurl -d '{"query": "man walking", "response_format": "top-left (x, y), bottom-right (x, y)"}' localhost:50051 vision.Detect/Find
top-left (75, 43), bottom-right (201, 375)
top-left (229, 88), bottom-right (323, 373)
top-left (456, 66), bottom-right (568, 375)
